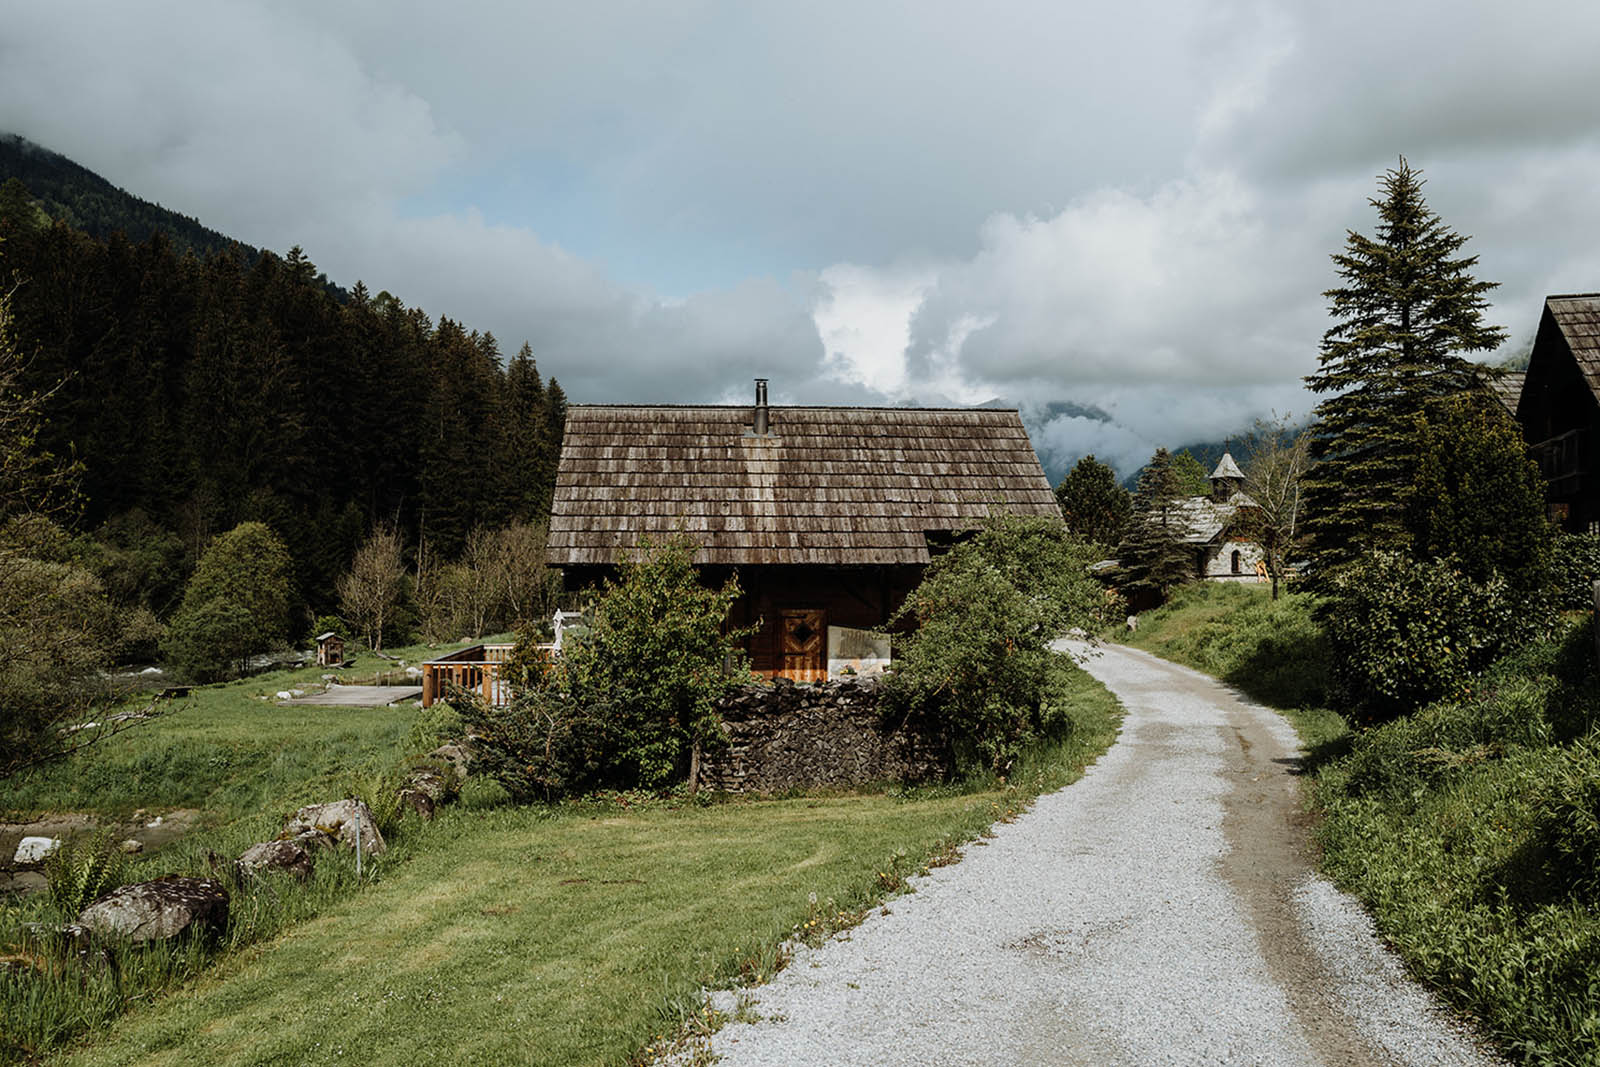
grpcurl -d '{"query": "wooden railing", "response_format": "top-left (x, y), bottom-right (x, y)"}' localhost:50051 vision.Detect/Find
top-left (420, 643), bottom-right (521, 708)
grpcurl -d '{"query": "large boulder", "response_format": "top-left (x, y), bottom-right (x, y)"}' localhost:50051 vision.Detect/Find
top-left (236, 839), bottom-right (314, 881)
top-left (79, 877), bottom-right (229, 943)
top-left (282, 799), bottom-right (386, 855)
top-left (429, 743), bottom-right (472, 780)
top-left (397, 760), bottom-right (459, 820)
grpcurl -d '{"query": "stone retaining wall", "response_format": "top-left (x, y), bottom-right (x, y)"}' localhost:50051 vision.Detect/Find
top-left (702, 678), bottom-right (947, 794)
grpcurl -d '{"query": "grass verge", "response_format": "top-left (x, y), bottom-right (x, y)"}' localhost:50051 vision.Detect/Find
top-left (1123, 581), bottom-right (1600, 1066)
top-left (5, 657), bottom-right (1120, 1066)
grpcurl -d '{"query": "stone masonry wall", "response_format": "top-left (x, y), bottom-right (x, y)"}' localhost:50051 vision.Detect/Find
top-left (701, 678), bottom-right (948, 794)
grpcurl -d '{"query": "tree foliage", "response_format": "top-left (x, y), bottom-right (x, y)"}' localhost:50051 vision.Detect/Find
top-left (1302, 158), bottom-right (1507, 581)
top-left (463, 536), bottom-right (748, 797)
top-left (1404, 395), bottom-right (1551, 594)
top-left (0, 188), bottom-right (567, 625)
top-left (337, 524), bottom-right (406, 650)
top-left (885, 515), bottom-right (1100, 774)
top-left (1321, 550), bottom-right (1531, 719)
top-left (1170, 449), bottom-right (1211, 497)
top-left (163, 521), bottom-right (293, 681)
top-left (1238, 421), bottom-right (1311, 600)
top-left (1116, 448), bottom-right (1194, 601)
top-left (1054, 454), bottom-right (1131, 549)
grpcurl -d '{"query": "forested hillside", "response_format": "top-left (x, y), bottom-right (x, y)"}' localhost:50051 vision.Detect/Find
top-left (0, 173), bottom-right (565, 632)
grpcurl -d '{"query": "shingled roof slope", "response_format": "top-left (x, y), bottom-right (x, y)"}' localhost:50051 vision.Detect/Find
top-left (1548, 294), bottom-right (1600, 399)
top-left (548, 405), bottom-right (1060, 566)
top-left (1487, 370), bottom-right (1525, 416)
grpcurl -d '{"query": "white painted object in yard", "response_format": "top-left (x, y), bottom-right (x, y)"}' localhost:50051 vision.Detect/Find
top-left (14, 836), bottom-right (60, 864)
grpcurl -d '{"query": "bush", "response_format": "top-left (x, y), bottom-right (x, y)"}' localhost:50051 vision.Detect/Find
top-left (1550, 530), bottom-right (1600, 610)
top-left (1320, 550), bottom-right (1533, 718)
top-left (461, 535), bottom-right (748, 797)
top-left (884, 515), bottom-right (1100, 774)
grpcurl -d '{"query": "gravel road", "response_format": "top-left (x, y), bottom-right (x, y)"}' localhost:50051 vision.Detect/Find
top-left (697, 641), bottom-right (1506, 1067)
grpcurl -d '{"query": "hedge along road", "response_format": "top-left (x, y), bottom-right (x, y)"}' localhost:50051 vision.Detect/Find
top-left (698, 641), bottom-right (1506, 1067)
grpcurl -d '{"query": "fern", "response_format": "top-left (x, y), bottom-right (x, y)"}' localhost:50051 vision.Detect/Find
top-left (42, 832), bottom-right (130, 916)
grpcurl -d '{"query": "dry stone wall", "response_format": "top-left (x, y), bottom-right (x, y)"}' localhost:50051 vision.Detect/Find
top-left (703, 678), bottom-right (947, 794)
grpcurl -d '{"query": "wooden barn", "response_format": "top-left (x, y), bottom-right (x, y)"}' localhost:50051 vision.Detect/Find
top-left (546, 382), bottom-right (1061, 681)
top-left (1516, 293), bottom-right (1600, 531)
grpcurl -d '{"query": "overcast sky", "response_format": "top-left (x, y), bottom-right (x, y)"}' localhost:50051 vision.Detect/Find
top-left (3, 1), bottom-right (1599, 478)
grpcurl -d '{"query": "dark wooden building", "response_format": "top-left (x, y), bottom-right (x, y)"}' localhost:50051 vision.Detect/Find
top-left (1517, 294), bottom-right (1600, 530)
top-left (546, 384), bottom-right (1061, 681)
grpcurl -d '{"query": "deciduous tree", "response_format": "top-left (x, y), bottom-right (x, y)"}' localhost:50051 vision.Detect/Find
top-left (1239, 420), bottom-right (1311, 600)
top-left (337, 524), bottom-right (406, 650)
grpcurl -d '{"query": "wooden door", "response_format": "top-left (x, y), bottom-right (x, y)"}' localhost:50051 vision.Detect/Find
top-left (779, 609), bottom-right (826, 682)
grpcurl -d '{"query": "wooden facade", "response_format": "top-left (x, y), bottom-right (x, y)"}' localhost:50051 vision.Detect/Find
top-left (548, 393), bottom-right (1061, 680)
top-left (1517, 294), bottom-right (1600, 531)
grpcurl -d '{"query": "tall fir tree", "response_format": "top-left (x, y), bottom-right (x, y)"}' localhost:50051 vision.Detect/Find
top-left (1116, 448), bottom-right (1194, 601)
top-left (1054, 454), bottom-right (1132, 549)
top-left (1302, 159), bottom-right (1506, 580)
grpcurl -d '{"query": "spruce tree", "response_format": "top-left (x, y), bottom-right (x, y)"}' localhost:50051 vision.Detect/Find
top-left (1054, 454), bottom-right (1132, 550)
top-left (1116, 448), bottom-right (1194, 601)
top-left (1302, 159), bottom-right (1506, 580)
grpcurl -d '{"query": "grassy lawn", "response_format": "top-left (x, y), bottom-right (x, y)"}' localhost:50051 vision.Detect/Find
top-left (0, 637), bottom-right (487, 823)
top-left (1122, 582), bottom-right (1600, 1065)
top-left (5, 657), bottom-right (1120, 1066)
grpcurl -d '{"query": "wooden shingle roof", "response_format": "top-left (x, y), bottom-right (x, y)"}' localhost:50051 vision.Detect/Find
top-left (548, 404), bottom-right (1061, 566)
top-left (1487, 370), bottom-right (1525, 416)
top-left (1548, 294), bottom-right (1600, 400)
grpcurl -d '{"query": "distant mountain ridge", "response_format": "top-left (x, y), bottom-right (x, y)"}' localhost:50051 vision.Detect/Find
top-left (0, 133), bottom-right (347, 300)
top-left (0, 133), bottom-right (252, 260)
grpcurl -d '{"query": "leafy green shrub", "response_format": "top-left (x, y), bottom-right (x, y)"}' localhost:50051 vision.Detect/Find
top-left (462, 535), bottom-right (748, 797)
top-left (1320, 550), bottom-right (1530, 718)
top-left (885, 515), bottom-right (1099, 774)
top-left (464, 688), bottom-right (622, 802)
top-left (1550, 530), bottom-right (1600, 610)
top-left (43, 832), bottom-right (130, 915)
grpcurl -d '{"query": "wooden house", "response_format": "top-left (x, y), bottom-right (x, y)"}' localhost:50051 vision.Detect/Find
top-left (1516, 294), bottom-right (1600, 531)
top-left (546, 382), bottom-right (1062, 681)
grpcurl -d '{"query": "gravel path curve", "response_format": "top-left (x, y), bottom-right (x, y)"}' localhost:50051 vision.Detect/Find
top-left (697, 641), bottom-right (1506, 1067)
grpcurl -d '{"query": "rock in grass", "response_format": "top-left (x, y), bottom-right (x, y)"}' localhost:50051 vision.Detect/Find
top-left (429, 743), bottom-right (473, 780)
top-left (79, 877), bottom-right (229, 943)
top-left (119, 839), bottom-right (143, 855)
top-left (237, 839), bottom-right (314, 881)
top-left (13, 836), bottom-right (60, 865)
top-left (282, 799), bottom-right (386, 855)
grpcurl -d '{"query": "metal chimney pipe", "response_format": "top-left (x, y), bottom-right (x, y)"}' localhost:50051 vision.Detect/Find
top-left (753, 378), bottom-right (769, 436)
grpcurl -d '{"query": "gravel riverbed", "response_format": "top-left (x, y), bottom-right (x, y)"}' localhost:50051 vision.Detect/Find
top-left (695, 641), bottom-right (1505, 1067)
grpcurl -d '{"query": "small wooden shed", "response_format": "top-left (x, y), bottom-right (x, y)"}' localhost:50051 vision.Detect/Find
top-left (547, 383), bottom-right (1061, 681)
top-left (1516, 293), bottom-right (1600, 530)
top-left (315, 631), bottom-right (345, 667)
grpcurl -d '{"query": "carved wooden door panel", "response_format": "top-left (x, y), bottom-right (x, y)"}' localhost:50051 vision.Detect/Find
top-left (780, 609), bottom-right (826, 682)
